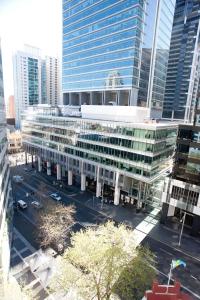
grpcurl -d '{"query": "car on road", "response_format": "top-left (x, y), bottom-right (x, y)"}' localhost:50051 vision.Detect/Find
top-left (17, 200), bottom-right (28, 209)
top-left (13, 175), bottom-right (23, 183)
top-left (23, 167), bottom-right (32, 172)
top-left (50, 193), bottom-right (62, 201)
top-left (31, 201), bottom-right (43, 209)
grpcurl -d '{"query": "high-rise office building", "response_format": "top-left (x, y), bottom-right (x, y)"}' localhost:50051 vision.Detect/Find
top-left (45, 56), bottom-right (60, 106)
top-left (62, 0), bottom-right (175, 114)
top-left (0, 40), bottom-right (13, 296)
top-left (13, 45), bottom-right (60, 128)
top-left (21, 1), bottom-right (177, 211)
top-left (163, 0), bottom-right (200, 122)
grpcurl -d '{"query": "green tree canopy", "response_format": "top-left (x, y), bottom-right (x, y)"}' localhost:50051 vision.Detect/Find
top-left (50, 221), bottom-right (156, 300)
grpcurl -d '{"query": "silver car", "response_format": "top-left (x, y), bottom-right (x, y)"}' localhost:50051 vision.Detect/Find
top-left (31, 201), bottom-right (43, 209)
top-left (50, 193), bottom-right (62, 201)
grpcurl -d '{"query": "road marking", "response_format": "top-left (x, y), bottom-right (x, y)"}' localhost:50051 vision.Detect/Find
top-left (17, 210), bottom-right (37, 227)
top-left (191, 275), bottom-right (198, 280)
top-left (159, 247), bottom-right (173, 256)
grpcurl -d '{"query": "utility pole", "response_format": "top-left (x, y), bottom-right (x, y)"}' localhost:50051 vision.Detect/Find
top-left (178, 190), bottom-right (190, 247)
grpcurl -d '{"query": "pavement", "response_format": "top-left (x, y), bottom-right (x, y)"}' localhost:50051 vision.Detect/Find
top-left (11, 163), bottom-right (200, 300)
top-left (10, 228), bottom-right (51, 300)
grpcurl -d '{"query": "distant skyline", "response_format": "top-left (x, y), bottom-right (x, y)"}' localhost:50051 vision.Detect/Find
top-left (0, 0), bottom-right (62, 101)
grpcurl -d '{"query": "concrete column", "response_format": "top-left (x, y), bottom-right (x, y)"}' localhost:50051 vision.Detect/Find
top-left (96, 182), bottom-right (101, 198)
top-left (81, 174), bottom-right (86, 191)
top-left (96, 165), bottom-right (101, 197)
top-left (114, 172), bottom-right (120, 205)
top-left (25, 152), bottom-right (28, 165)
top-left (56, 164), bottom-right (61, 181)
top-left (47, 161), bottom-right (51, 176)
top-left (38, 157), bottom-right (42, 172)
top-left (167, 204), bottom-right (175, 217)
top-left (68, 170), bottom-right (72, 186)
top-left (114, 187), bottom-right (120, 206)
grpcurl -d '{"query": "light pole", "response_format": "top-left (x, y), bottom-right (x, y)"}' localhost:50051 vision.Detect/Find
top-left (178, 211), bottom-right (186, 247)
top-left (178, 189), bottom-right (190, 247)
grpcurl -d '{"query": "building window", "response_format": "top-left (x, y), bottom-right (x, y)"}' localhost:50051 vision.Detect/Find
top-left (171, 185), bottom-right (198, 206)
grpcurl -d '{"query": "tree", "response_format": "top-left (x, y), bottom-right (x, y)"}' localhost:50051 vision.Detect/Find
top-left (50, 221), bottom-right (154, 300)
top-left (113, 246), bottom-right (156, 300)
top-left (37, 201), bottom-right (75, 250)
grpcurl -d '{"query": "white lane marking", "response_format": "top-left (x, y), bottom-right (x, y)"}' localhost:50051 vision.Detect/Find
top-left (159, 247), bottom-right (173, 256)
top-left (17, 209), bottom-right (37, 227)
top-left (191, 275), bottom-right (198, 280)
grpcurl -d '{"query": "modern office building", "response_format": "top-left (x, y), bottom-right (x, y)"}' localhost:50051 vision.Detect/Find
top-left (22, 105), bottom-right (177, 208)
top-left (45, 56), bottom-right (60, 106)
top-left (161, 96), bottom-right (200, 236)
top-left (0, 40), bottom-right (13, 296)
top-left (13, 45), bottom-right (60, 128)
top-left (62, 0), bottom-right (175, 114)
top-left (163, 0), bottom-right (200, 122)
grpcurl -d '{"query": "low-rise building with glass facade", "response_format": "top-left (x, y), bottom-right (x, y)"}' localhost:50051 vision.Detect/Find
top-left (22, 105), bottom-right (177, 208)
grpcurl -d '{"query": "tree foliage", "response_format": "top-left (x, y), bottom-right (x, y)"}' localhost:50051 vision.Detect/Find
top-left (50, 221), bottom-right (154, 300)
top-left (113, 246), bottom-right (156, 300)
top-left (37, 201), bottom-right (75, 249)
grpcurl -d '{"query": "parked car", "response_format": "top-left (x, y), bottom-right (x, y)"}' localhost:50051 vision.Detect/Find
top-left (31, 201), bottom-right (43, 209)
top-left (50, 193), bottom-right (62, 201)
top-left (17, 200), bottom-right (27, 209)
top-left (13, 175), bottom-right (23, 183)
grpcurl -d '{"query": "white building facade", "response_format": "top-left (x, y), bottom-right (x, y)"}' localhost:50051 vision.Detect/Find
top-left (13, 45), bottom-right (60, 128)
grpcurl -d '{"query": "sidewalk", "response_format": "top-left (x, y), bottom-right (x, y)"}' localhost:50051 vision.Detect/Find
top-left (30, 169), bottom-right (200, 260)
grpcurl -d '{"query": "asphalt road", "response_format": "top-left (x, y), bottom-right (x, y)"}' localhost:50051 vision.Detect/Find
top-left (11, 164), bottom-right (200, 300)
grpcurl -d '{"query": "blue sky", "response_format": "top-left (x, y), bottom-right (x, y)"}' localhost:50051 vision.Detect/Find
top-left (0, 0), bottom-right (62, 101)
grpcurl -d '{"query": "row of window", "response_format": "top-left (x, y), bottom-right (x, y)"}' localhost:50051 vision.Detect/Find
top-left (23, 119), bottom-right (177, 140)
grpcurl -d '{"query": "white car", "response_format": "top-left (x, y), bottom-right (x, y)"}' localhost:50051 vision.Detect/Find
top-left (31, 201), bottom-right (43, 209)
top-left (50, 193), bottom-right (62, 201)
top-left (17, 200), bottom-right (27, 209)
top-left (13, 175), bottom-right (23, 183)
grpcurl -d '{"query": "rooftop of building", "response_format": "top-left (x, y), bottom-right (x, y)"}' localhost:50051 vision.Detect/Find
top-left (22, 105), bottom-right (178, 130)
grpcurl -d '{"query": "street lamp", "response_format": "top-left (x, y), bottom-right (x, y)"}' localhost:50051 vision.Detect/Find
top-left (178, 189), bottom-right (190, 247)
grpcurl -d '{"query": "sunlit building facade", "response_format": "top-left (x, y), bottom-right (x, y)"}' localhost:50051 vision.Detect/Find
top-left (62, 0), bottom-right (175, 113)
top-left (22, 105), bottom-right (177, 208)
top-left (13, 45), bottom-right (60, 128)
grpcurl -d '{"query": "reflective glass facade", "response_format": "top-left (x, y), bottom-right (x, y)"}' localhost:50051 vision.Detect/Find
top-left (173, 104), bottom-right (200, 184)
top-left (28, 57), bottom-right (39, 105)
top-left (62, 0), bottom-right (175, 110)
top-left (22, 110), bottom-right (177, 180)
top-left (163, 0), bottom-right (200, 121)
top-left (138, 0), bottom-right (175, 110)
top-left (62, 0), bottom-right (145, 93)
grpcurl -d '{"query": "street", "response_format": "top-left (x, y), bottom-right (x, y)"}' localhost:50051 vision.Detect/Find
top-left (11, 163), bottom-right (200, 300)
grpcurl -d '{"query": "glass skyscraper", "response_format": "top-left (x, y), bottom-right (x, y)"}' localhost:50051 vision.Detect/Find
top-left (62, 0), bottom-right (175, 113)
top-left (163, 0), bottom-right (200, 122)
top-left (138, 0), bottom-right (175, 111)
